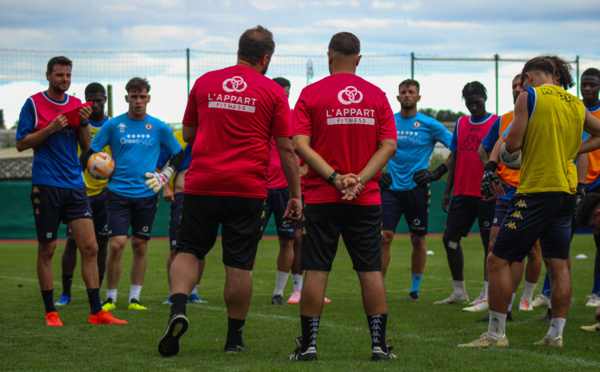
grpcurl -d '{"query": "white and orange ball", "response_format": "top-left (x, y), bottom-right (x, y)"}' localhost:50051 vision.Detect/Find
top-left (87, 152), bottom-right (114, 180)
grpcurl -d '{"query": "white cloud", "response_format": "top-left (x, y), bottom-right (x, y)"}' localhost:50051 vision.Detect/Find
top-left (124, 25), bottom-right (206, 43)
top-left (400, 1), bottom-right (421, 10)
top-left (249, 0), bottom-right (293, 10)
top-left (372, 1), bottom-right (394, 9)
top-left (317, 18), bottom-right (399, 30)
top-left (405, 19), bottom-right (481, 29)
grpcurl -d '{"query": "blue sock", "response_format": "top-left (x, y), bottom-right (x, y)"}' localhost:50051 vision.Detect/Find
top-left (410, 273), bottom-right (423, 294)
top-left (593, 274), bottom-right (600, 296)
top-left (87, 288), bottom-right (102, 314)
top-left (542, 272), bottom-right (551, 298)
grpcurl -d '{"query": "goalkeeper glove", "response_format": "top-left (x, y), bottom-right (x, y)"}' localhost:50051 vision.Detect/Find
top-left (145, 167), bottom-right (174, 193)
top-left (576, 182), bottom-right (586, 207)
top-left (481, 161), bottom-right (499, 198)
top-left (379, 172), bottom-right (392, 190)
top-left (413, 163), bottom-right (448, 187)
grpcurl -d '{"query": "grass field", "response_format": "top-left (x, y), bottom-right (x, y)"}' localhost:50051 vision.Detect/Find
top-left (1, 235), bottom-right (599, 371)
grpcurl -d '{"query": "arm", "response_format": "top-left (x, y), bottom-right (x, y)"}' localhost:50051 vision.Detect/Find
top-left (182, 125), bottom-right (196, 144)
top-left (579, 109), bottom-right (600, 153)
top-left (15, 115), bottom-right (68, 151)
top-left (442, 152), bottom-right (456, 213)
top-left (145, 150), bottom-right (184, 193)
top-left (478, 144), bottom-right (489, 167)
top-left (275, 136), bottom-right (302, 221)
top-left (76, 106), bottom-right (93, 152)
top-left (505, 92), bottom-right (529, 153)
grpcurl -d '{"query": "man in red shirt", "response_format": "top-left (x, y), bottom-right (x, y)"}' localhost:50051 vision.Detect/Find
top-left (288, 32), bottom-right (397, 361)
top-left (158, 25), bottom-right (302, 357)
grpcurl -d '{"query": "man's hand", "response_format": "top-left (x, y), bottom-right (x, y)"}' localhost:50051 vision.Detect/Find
top-left (283, 197), bottom-right (303, 223)
top-left (379, 172), bottom-right (392, 189)
top-left (481, 161), bottom-right (500, 198)
top-left (332, 173), bottom-right (364, 201)
top-left (145, 172), bottom-right (168, 193)
top-left (413, 163), bottom-right (448, 187)
top-left (48, 115), bottom-right (68, 133)
top-left (442, 191), bottom-right (451, 214)
top-left (162, 184), bottom-right (175, 202)
top-left (78, 106), bottom-right (92, 121)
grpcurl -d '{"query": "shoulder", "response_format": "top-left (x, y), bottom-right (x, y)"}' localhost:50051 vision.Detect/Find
top-left (68, 95), bottom-right (83, 105)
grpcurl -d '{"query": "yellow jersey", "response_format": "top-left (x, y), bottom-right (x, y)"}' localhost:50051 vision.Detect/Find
top-left (166, 130), bottom-right (188, 189)
top-left (83, 117), bottom-right (111, 196)
top-left (517, 85), bottom-right (585, 194)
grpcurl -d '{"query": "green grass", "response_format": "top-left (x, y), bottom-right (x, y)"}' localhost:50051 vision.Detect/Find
top-left (1, 235), bottom-right (599, 371)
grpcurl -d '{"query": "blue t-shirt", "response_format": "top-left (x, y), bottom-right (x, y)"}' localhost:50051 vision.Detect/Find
top-left (387, 112), bottom-right (452, 191)
top-left (16, 93), bottom-right (85, 189)
top-left (157, 142), bottom-right (192, 171)
top-left (91, 113), bottom-right (182, 198)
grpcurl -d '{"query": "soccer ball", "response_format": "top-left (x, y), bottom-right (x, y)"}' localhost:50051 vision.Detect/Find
top-left (499, 142), bottom-right (521, 170)
top-left (87, 152), bottom-right (114, 180)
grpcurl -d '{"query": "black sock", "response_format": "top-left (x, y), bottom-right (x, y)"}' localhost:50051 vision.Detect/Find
top-left (62, 275), bottom-right (73, 296)
top-left (300, 315), bottom-right (320, 352)
top-left (367, 314), bottom-right (388, 350)
top-left (87, 288), bottom-right (102, 314)
top-left (170, 293), bottom-right (188, 318)
top-left (227, 317), bottom-right (246, 346)
top-left (42, 289), bottom-right (56, 313)
top-left (98, 275), bottom-right (104, 289)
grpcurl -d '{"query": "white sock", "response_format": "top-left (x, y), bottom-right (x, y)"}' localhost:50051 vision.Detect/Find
top-left (482, 281), bottom-right (489, 300)
top-left (488, 310), bottom-right (507, 338)
top-left (547, 318), bottom-right (566, 339)
top-left (191, 284), bottom-right (199, 296)
top-left (106, 289), bottom-right (117, 302)
top-left (129, 285), bottom-right (142, 302)
top-left (522, 281), bottom-right (537, 301)
top-left (274, 271), bottom-right (290, 296)
top-left (507, 292), bottom-right (516, 311)
top-left (453, 280), bottom-right (467, 297)
top-left (292, 274), bottom-right (303, 291)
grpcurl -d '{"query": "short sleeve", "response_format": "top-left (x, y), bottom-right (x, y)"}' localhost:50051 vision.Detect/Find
top-left (449, 119), bottom-right (459, 153)
top-left (481, 118), bottom-right (501, 151)
top-left (16, 98), bottom-right (36, 140)
top-left (377, 95), bottom-right (397, 141)
top-left (431, 118), bottom-right (453, 148)
top-left (270, 87), bottom-right (291, 137)
top-left (182, 83), bottom-right (199, 127)
top-left (91, 119), bottom-right (111, 153)
top-left (292, 88), bottom-right (313, 137)
top-left (160, 122), bottom-right (183, 156)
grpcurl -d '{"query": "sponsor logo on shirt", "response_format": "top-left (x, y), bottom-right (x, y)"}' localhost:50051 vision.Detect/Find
top-left (338, 86), bottom-right (363, 105)
top-left (223, 76), bottom-right (247, 93)
top-left (118, 123), bottom-right (127, 133)
top-left (120, 133), bottom-right (154, 147)
top-left (460, 134), bottom-right (481, 151)
top-left (397, 130), bottom-right (420, 144)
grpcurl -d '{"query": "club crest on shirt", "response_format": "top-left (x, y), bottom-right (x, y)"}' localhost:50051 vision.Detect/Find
top-left (145, 123), bottom-right (153, 131)
top-left (338, 86), bottom-right (363, 105)
top-left (223, 76), bottom-right (247, 93)
top-left (413, 121), bottom-right (421, 128)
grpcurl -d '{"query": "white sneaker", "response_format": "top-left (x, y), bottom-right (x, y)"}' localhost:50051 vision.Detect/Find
top-left (434, 293), bottom-right (469, 305)
top-left (458, 332), bottom-right (508, 348)
top-left (519, 298), bottom-right (534, 311)
top-left (531, 294), bottom-right (550, 308)
top-left (287, 290), bottom-right (301, 304)
top-left (462, 300), bottom-right (488, 312)
top-left (468, 292), bottom-right (485, 306)
top-left (585, 293), bottom-right (600, 307)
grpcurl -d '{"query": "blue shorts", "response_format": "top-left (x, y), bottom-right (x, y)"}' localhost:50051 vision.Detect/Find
top-left (492, 192), bottom-right (576, 261)
top-left (106, 191), bottom-right (158, 240)
top-left (492, 198), bottom-right (511, 227)
top-left (31, 185), bottom-right (92, 242)
top-left (381, 185), bottom-right (430, 236)
top-left (302, 203), bottom-right (382, 272)
top-left (176, 194), bottom-right (264, 270)
top-left (445, 195), bottom-right (495, 236)
top-left (260, 187), bottom-right (294, 239)
top-left (169, 192), bottom-right (184, 250)
top-left (66, 190), bottom-right (108, 243)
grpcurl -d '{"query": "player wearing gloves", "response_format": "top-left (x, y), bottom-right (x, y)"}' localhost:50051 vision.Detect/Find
top-left (379, 79), bottom-right (452, 301)
top-left (81, 77), bottom-right (182, 311)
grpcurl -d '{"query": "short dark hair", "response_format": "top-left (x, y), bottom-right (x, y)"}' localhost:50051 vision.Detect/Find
top-left (513, 73), bottom-right (521, 81)
top-left (47, 56), bottom-right (72, 74)
top-left (85, 82), bottom-right (106, 96)
top-left (399, 79), bottom-right (420, 93)
top-left (521, 57), bottom-right (555, 87)
top-left (546, 55), bottom-right (574, 89)
top-left (328, 32), bottom-right (360, 55)
top-left (273, 77), bottom-right (290, 89)
top-left (582, 68), bottom-right (600, 81)
top-left (238, 25), bottom-right (275, 65)
top-left (462, 81), bottom-right (487, 101)
top-left (576, 193), bottom-right (600, 228)
top-left (126, 77), bottom-right (150, 93)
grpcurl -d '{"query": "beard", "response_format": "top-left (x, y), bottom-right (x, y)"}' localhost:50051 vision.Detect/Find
top-left (400, 101), bottom-right (416, 110)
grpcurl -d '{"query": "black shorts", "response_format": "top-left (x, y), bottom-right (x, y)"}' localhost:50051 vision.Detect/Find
top-left (260, 187), bottom-right (294, 239)
top-left (106, 191), bottom-right (158, 240)
top-left (301, 203), bottom-right (382, 272)
top-left (31, 184), bottom-right (92, 242)
top-left (176, 194), bottom-right (264, 270)
top-left (381, 185), bottom-right (430, 236)
top-left (66, 189), bottom-right (108, 243)
top-left (492, 198), bottom-right (511, 228)
top-left (445, 195), bottom-right (495, 236)
top-left (493, 192), bottom-right (576, 261)
top-left (169, 192), bottom-right (184, 250)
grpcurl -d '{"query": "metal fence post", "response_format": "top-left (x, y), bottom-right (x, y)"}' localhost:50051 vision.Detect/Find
top-left (576, 55), bottom-right (580, 98)
top-left (411, 52), bottom-right (415, 79)
top-left (186, 48), bottom-right (190, 96)
top-left (495, 54), bottom-right (499, 115)
top-left (107, 84), bottom-right (113, 118)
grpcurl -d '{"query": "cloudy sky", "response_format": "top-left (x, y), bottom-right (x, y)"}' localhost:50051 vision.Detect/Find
top-left (2, 0), bottom-right (600, 126)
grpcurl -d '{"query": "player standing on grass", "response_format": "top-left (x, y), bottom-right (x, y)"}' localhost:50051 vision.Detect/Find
top-left (379, 78), bottom-right (452, 302)
top-left (287, 32), bottom-right (398, 361)
top-left (16, 56), bottom-right (125, 326)
top-left (158, 25), bottom-right (301, 357)
top-left (460, 56), bottom-right (600, 348)
top-left (82, 77), bottom-right (183, 311)
top-left (434, 82), bottom-right (498, 305)
top-left (55, 82), bottom-right (111, 306)
top-left (576, 194), bottom-right (600, 331)
top-left (157, 137), bottom-right (206, 305)
top-left (468, 74), bottom-right (542, 320)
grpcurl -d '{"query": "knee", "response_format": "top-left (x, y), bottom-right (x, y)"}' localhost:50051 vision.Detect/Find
top-left (443, 233), bottom-right (460, 251)
top-left (409, 234), bottom-right (426, 250)
top-left (38, 242), bottom-right (57, 261)
top-left (79, 241), bottom-right (99, 257)
top-left (382, 231), bottom-right (394, 247)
